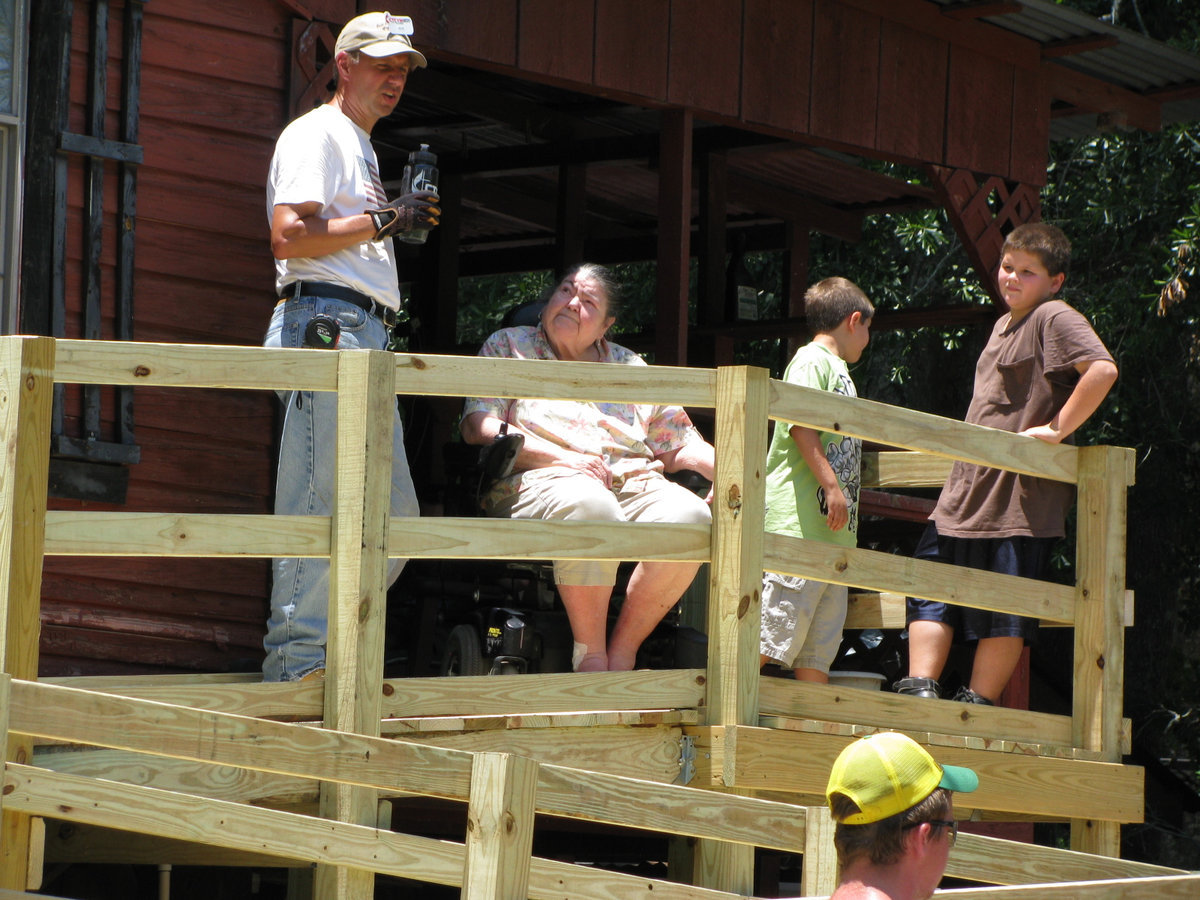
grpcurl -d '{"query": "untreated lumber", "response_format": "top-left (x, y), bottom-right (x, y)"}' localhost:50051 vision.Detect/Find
top-left (764, 533), bottom-right (1076, 623)
top-left (769, 378), bottom-right (1083, 483)
top-left (934, 874), bottom-right (1200, 900)
top-left (688, 726), bottom-right (1142, 823)
top-left (8, 680), bottom-right (809, 853)
top-left (41, 669), bottom-right (706, 720)
top-left (948, 832), bottom-right (1187, 885)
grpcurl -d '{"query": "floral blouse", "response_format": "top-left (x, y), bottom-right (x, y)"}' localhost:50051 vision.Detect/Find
top-left (461, 325), bottom-right (707, 505)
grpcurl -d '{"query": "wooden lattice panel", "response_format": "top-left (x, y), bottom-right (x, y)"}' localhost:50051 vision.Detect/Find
top-left (930, 165), bottom-right (1042, 307)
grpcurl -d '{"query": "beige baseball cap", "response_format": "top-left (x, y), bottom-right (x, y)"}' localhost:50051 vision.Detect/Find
top-left (334, 12), bottom-right (428, 67)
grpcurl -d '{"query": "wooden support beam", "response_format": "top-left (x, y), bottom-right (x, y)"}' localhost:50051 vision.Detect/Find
top-left (462, 753), bottom-right (537, 900)
top-left (764, 533), bottom-right (1077, 624)
top-left (1041, 34), bottom-right (1120, 59)
top-left (931, 875), bottom-right (1200, 899)
top-left (656, 109), bottom-right (693, 365)
top-left (555, 163), bottom-right (587, 275)
top-left (696, 366), bottom-right (769, 895)
top-left (800, 806), bottom-right (837, 896)
top-left (948, 831), bottom-right (1185, 886)
top-left (317, 349), bottom-right (396, 900)
top-left (769, 379), bottom-right (1079, 483)
top-left (783, 221), bottom-right (810, 362)
top-left (0, 337), bottom-right (55, 892)
top-left (1046, 63), bottom-right (1161, 133)
top-left (707, 367), bottom-right (769, 731)
top-left (757, 679), bottom-right (1132, 757)
top-left (1070, 445), bottom-right (1133, 858)
top-left (430, 171), bottom-right (464, 353)
top-left (696, 726), bottom-right (1143, 824)
top-left (0, 675), bottom-right (9, 861)
top-left (939, 2), bottom-right (1022, 21)
top-left (727, 172), bottom-right (863, 244)
top-left (698, 150), bottom-right (728, 333)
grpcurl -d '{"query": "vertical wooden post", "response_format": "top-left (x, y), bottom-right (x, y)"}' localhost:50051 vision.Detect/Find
top-left (0, 672), bottom-right (9, 841)
top-left (1070, 444), bottom-right (1134, 857)
top-left (314, 349), bottom-right (395, 900)
top-left (656, 108), bottom-right (693, 366)
top-left (783, 222), bottom-right (811, 363)
top-left (707, 365), bottom-right (769, 731)
top-left (0, 336), bottom-right (55, 891)
top-left (431, 170), bottom-right (463, 353)
top-left (698, 151), bottom-right (728, 329)
top-left (693, 365), bottom-right (769, 894)
top-left (462, 752), bottom-right (537, 900)
top-left (556, 163), bottom-right (587, 275)
top-left (801, 806), bottom-right (838, 897)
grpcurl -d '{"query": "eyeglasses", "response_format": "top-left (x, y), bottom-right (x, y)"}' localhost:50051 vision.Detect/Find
top-left (904, 819), bottom-right (958, 848)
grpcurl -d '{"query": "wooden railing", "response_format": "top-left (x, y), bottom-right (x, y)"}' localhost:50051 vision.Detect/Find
top-left (1, 336), bottom-right (1193, 900)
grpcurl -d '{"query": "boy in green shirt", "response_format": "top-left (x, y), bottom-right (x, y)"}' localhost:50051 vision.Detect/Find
top-left (761, 277), bottom-right (873, 682)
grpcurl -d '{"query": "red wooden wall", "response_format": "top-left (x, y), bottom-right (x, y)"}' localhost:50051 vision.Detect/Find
top-left (420, 0), bottom-right (1049, 184)
top-left (39, 0), bottom-right (356, 676)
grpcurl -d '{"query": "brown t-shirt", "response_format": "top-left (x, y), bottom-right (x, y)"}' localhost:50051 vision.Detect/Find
top-left (931, 299), bottom-right (1113, 539)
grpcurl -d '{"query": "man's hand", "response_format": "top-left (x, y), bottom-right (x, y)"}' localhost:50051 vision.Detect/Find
top-left (367, 191), bottom-right (441, 241)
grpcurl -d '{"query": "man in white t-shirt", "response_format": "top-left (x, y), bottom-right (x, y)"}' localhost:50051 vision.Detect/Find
top-left (262, 11), bottom-right (439, 682)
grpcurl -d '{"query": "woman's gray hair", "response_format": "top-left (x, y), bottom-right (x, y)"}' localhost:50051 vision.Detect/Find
top-left (557, 263), bottom-right (623, 321)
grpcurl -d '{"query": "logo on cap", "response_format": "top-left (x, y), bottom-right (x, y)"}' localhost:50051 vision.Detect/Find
top-left (384, 14), bottom-right (414, 37)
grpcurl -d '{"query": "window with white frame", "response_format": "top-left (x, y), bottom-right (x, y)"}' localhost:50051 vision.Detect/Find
top-left (0, 0), bottom-right (27, 334)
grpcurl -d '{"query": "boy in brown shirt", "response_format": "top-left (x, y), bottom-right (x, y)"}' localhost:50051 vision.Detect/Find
top-left (896, 223), bottom-right (1118, 705)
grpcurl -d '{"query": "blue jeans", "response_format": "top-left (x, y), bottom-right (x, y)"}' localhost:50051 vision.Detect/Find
top-left (262, 296), bottom-right (419, 681)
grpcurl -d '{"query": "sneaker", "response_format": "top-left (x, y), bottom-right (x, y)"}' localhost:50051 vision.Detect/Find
top-left (893, 676), bottom-right (940, 699)
top-left (951, 686), bottom-right (994, 705)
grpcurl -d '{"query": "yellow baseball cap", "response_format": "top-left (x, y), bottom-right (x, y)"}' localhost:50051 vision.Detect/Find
top-left (826, 732), bottom-right (978, 825)
top-left (335, 12), bottom-right (428, 67)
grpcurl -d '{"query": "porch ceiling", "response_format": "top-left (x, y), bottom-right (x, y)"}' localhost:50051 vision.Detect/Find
top-left (376, 62), bottom-right (936, 273)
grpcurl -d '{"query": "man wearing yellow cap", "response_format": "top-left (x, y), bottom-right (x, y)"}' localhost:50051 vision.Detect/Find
top-left (262, 12), bottom-right (439, 681)
top-left (825, 732), bottom-right (979, 900)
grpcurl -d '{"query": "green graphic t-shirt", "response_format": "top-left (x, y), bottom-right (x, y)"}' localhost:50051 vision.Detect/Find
top-left (763, 342), bottom-right (860, 547)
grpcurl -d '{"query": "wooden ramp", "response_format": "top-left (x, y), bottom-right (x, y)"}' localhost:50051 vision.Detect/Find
top-left (0, 336), bottom-right (1181, 899)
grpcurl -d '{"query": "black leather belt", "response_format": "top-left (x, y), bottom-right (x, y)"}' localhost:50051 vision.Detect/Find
top-left (282, 281), bottom-right (398, 328)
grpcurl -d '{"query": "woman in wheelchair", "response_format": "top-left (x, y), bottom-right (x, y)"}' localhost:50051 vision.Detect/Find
top-left (460, 264), bottom-right (715, 672)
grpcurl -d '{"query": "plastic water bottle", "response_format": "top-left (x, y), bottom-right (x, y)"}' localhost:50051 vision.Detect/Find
top-left (400, 143), bottom-right (439, 245)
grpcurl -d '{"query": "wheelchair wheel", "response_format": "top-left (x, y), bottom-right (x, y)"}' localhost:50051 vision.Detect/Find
top-left (442, 624), bottom-right (486, 676)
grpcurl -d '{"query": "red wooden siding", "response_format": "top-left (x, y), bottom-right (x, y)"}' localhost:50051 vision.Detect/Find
top-left (434, 0), bottom-right (519, 67)
top-left (518, 0), bottom-right (597, 85)
top-left (594, 0), bottom-right (671, 101)
top-left (740, 0), bottom-right (813, 135)
top-left (1010, 64), bottom-right (1051, 186)
top-left (409, 0), bottom-right (1047, 180)
top-left (40, 0), bottom-right (314, 676)
top-left (667, 0), bottom-right (742, 117)
top-left (876, 19), bottom-right (948, 165)
top-left (946, 45), bottom-right (1015, 177)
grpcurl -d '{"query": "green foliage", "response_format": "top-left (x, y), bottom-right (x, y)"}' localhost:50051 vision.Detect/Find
top-left (455, 269), bottom-right (556, 348)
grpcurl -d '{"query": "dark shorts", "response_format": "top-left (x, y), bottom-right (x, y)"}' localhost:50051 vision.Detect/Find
top-left (905, 523), bottom-right (1055, 643)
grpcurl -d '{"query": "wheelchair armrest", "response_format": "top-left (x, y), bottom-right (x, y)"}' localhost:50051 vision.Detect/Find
top-left (480, 432), bottom-right (524, 481)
